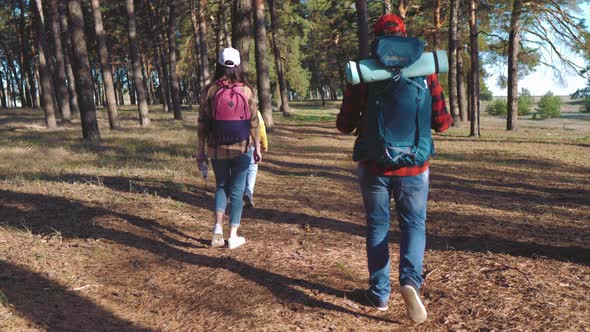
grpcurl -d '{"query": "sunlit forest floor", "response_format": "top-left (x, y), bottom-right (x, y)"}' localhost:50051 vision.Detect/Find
top-left (0, 101), bottom-right (588, 331)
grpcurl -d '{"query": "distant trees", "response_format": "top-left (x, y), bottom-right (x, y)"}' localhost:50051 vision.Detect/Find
top-left (1, 0), bottom-right (589, 140)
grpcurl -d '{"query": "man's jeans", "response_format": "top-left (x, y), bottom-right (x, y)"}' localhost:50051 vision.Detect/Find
top-left (358, 166), bottom-right (429, 303)
top-left (211, 149), bottom-right (252, 227)
top-left (244, 147), bottom-right (258, 199)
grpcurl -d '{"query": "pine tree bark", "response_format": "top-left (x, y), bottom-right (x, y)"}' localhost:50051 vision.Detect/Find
top-left (457, 49), bottom-right (467, 122)
top-left (220, 0), bottom-right (231, 47)
top-left (432, 0), bottom-right (441, 49)
top-left (20, 0), bottom-right (38, 108)
top-left (59, 0), bottom-right (79, 116)
top-left (355, 0), bottom-right (369, 58)
top-left (507, 0), bottom-right (522, 131)
top-left (383, 0), bottom-right (392, 14)
top-left (143, 0), bottom-right (170, 112)
top-left (126, 0), bottom-right (150, 126)
top-left (269, 0), bottom-right (290, 116)
top-left (33, 0), bottom-right (57, 128)
top-left (468, 0), bottom-right (480, 137)
top-left (198, 0), bottom-right (211, 86)
top-left (254, 0), bottom-right (273, 128)
top-left (168, 1), bottom-right (183, 120)
top-left (67, 0), bottom-right (101, 141)
top-left (49, 0), bottom-right (71, 122)
top-left (448, 0), bottom-right (460, 126)
top-left (232, 0), bottom-right (253, 78)
top-left (91, 0), bottom-right (119, 129)
top-left (0, 69), bottom-right (7, 108)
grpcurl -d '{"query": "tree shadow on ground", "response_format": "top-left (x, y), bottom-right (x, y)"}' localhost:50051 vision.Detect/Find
top-left (0, 260), bottom-right (152, 332)
top-left (435, 136), bottom-right (590, 148)
top-left (0, 189), bottom-right (396, 326)
top-left (3, 168), bottom-right (588, 267)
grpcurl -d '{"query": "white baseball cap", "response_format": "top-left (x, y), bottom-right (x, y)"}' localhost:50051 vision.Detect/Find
top-left (218, 47), bottom-right (241, 68)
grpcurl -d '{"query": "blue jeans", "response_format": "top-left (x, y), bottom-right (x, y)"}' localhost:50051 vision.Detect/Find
top-left (211, 149), bottom-right (252, 227)
top-left (358, 166), bottom-right (429, 303)
top-left (244, 147), bottom-right (258, 198)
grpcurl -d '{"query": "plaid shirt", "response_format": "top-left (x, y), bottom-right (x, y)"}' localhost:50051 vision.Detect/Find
top-left (198, 81), bottom-right (260, 160)
top-left (336, 74), bottom-right (452, 176)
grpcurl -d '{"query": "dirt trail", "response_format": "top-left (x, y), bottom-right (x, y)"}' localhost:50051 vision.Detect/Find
top-left (0, 107), bottom-right (589, 331)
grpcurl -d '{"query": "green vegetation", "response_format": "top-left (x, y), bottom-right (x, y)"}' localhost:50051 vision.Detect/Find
top-left (486, 99), bottom-right (506, 116)
top-left (535, 91), bottom-right (561, 119)
top-left (581, 96), bottom-right (590, 113)
top-left (518, 88), bottom-right (534, 116)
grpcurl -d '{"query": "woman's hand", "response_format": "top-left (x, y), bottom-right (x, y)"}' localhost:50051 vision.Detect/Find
top-left (196, 153), bottom-right (208, 169)
top-left (253, 149), bottom-right (262, 164)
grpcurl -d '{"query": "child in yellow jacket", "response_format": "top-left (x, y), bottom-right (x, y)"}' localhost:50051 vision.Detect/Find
top-left (243, 112), bottom-right (268, 207)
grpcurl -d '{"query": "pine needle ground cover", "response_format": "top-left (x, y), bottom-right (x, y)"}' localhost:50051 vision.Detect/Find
top-left (0, 102), bottom-right (588, 331)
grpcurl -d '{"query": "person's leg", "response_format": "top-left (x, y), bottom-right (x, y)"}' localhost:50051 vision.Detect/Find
top-left (227, 150), bottom-right (252, 248)
top-left (391, 169), bottom-right (429, 288)
top-left (243, 146), bottom-right (258, 207)
top-left (210, 158), bottom-right (231, 247)
top-left (391, 169), bottom-right (429, 323)
top-left (358, 166), bottom-right (393, 308)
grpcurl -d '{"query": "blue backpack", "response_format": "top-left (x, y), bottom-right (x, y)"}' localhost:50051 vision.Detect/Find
top-left (353, 36), bottom-right (434, 168)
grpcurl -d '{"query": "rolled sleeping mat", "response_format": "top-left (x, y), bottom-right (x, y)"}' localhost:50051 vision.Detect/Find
top-left (345, 50), bottom-right (448, 85)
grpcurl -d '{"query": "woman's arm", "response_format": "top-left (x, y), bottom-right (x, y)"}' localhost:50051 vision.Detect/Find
top-left (197, 88), bottom-right (211, 166)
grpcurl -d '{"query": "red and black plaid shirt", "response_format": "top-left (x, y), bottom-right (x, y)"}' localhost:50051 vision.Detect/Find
top-left (336, 74), bottom-right (452, 176)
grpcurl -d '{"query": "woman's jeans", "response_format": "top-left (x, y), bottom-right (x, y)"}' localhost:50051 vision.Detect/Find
top-left (244, 147), bottom-right (258, 199)
top-left (358, 166), bottom-right (430, 303)
top-left (211, 149), bottom-right (252, 227)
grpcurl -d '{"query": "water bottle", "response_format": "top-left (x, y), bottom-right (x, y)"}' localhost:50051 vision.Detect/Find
top-left (200, 161), bottom-right (208, 179)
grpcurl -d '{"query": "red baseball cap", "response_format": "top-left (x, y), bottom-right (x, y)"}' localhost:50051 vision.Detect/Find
top-left (374, 14), bottom-right (406, 35)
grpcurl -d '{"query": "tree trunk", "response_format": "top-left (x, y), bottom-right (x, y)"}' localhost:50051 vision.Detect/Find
top-left (20, 0), bottom-right (38, 108)
top-left (59, 0), bottom-right (79, 116)
top-left (49, 0), bottom-right (71, 122)
top-left (33, 0), bottom-right (57, 128)
top-left (468, 0), bottom-right (480, 137)
top-left (432, 0), bottom-right (441, 49)
top-left (457, 50), bottom-right (467, 122)
top-left (190, 0), bottom-right (203, 88)
top-left (126, 0), bottom-right (150, 126)
top-left (269, 0), bottom-right (290, 116)
top-left (254, 0), bottom-right (273, 128)
top-left (143, 0), bottom-right (170, 112)
top-left (126, 65), bottom-right (136, 105)
top-left (67, 0), bottom-right (101, 141)
top-left (91, 0), bottom-right (119, 129)
top-left (198, 0), bottom-right (211, 86)
top-left (355, 0), bottom-right (369, 58)
top-left (507, 0), bottom-right (522, 131)
top-left (232, 0), bottom-right (253, 79)
top-left (221, 0), bottom-right (232, 47)
top-left (448, 0), bottom-right (460, 126)
top-left (383, 0), bottom-right (392, 14)
top-left (8, 57), bottom-right (25, 108)
top-left (168, 1), bottom-right (183, 120)
top-left (398, 0), bottom-right (409, 19)
top-left (0, 69), bottom-right (7, 108)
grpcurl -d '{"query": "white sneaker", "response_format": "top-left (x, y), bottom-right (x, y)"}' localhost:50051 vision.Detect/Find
top-left (211, 224), bottom-right (224, 248)
top-left (227, 236), bottom-right (246, 249)
top-left (400, 285), bottom-right (427, 324)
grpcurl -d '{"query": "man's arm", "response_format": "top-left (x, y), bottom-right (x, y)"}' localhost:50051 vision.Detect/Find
top-left (427, 74), bottom-right (453, 133)
top-left (337, 84), bottom-right (366, 134)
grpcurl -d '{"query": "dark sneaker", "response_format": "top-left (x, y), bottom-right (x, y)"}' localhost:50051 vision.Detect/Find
top-left (243, 194), bottom-right (254, 208)
top-left (364, 290), bottom-right (389, 311)
top-left (400, 284), bottom-right (427, 324)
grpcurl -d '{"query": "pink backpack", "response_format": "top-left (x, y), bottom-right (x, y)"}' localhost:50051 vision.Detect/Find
top-left (211, 80), bottom-right (251, 145)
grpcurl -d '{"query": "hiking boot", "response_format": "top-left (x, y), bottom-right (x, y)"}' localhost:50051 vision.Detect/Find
top-left (211, 223), bottom-right (225, 248)
top-left (400, 284), bottom-right (427, 324)
top-left (243, 194), bottom-right (254, 208)
top-left (364, 290), bottom-right (389, 311)
top-left (227, 236), bottom-right (246, 249)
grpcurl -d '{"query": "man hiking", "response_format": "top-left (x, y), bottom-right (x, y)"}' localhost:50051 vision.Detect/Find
top-left (337, 14), bottom-right (452, 324)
